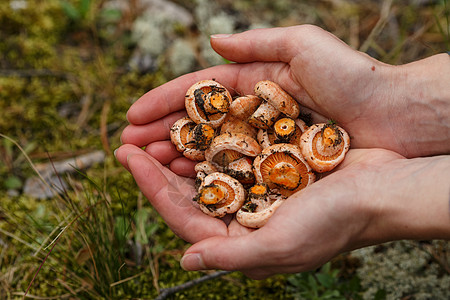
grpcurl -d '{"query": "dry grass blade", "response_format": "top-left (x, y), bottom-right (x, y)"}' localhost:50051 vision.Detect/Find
top-left (359, 0), bottom-right (393, 53)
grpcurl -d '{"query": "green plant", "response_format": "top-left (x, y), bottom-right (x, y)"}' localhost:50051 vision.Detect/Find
top-left (60, 0), bottom-right (93, 23)
top-left (435, 0), bottom-right (450, 50)
top-left (287, 262), bottom-right (363, 300)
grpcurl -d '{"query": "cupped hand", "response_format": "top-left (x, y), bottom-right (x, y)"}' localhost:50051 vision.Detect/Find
top-left (116, 145), bottom-right (410, 279)
top-left (115, 144), bottom-right (256, 243)
top-left (179, 148), bottom-right (410, 279)
top-left (121, 25), bottom-right (422, 169)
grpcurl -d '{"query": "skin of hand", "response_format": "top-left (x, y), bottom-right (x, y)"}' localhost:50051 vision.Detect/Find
top-left (121, 25), bottom-right (450, 164)
top-left (117, 25), bottom-right (450, 278)
top-left (115, 145), bottom-right (450, 279)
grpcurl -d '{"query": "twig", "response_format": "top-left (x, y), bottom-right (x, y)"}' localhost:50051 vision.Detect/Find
top-left (154, 270), bottom-right (233, 300)
top-left (359, 0), bottom-right (393, 53)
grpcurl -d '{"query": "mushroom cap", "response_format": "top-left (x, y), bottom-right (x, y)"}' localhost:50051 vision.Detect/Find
top-left (170, 116), bottom-right (195, 152)
top-left (236, 196), bottom-right (285, 228)
top-left (196, 172), bottom-right (246, 217)
top-left (183, 148), bottom-right (205, 161)
top-left (225, 156), bottom-right (255, 186)
top-left (229, 95), bottom-right (262, 121)
top-left (187, 123), bottom-right (215, 150)
top-left (170, 116), bottom-right (206, 161)
top-left (194, 161), bottom-right (218, 174)
top-left (220, 116), bottom-right (258, 139)
top-left (205, 133), bottom-right (262, 169)
top-left (254, 80), bottom-right (300, 119)
top-left (253, 143), bottom-right (315, 197)
top-left (185, 80), bottom-right (232, 128)
top-left (300, 123), bottom-right (350, 173)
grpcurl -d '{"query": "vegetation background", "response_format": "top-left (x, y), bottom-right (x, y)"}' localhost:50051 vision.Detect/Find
top-left (0, 0), bottom-right (449, 299)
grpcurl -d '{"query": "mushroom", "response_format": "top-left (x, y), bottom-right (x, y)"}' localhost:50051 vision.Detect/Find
top-left (225, 156), bottom-right (255, 186)
top-left (253, 143), bottom-right (315, 197)
top-left (248, 80), bottom-right (301, 129)
top-left (236, 183), bottom-right (285, 228)
top-left (170, 117), bottom-right (207, 161)
top-left (257, 118), bottom-right (309, 149)
top-left (194, 172), bottom-right (246, 218)
top-left (185, 80), bottom-right (233, 128)
top-left (220, 116), bottom-right (258, 139)
top-left (194, 161), bottom-right (218, 189)
top-left (229, 95), bottom-right (263, 121)
top-left (299, 123), bottom-right (350, 173)
top-left (205, 133), bottom-right (262, 172)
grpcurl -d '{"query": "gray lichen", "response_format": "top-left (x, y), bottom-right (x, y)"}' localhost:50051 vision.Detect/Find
top-left (352, 241), bottom-right (450, 299)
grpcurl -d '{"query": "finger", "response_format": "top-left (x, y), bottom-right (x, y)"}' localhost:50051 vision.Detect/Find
top-left (210, 25), bottom-right (346, 64)
top-left (169, 156), bottom-right (197, 178)
top-left (127, 153), bottom-right (228, 243)
top-left (145, 140), bottom-right (182, 165)
top-left (180, 229), bottom-right (276, 272)
top-left (121, 110), bottom-right (187, 146)
top-left (126, 62), bottom-right (299, 125)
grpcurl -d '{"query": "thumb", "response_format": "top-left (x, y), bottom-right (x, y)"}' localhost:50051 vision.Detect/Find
top-left (180, 232), bottom-right (272, 271)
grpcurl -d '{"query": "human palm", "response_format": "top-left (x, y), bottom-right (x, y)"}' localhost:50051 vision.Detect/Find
top-left (115, 143), bottom-right (404, 278)
top-left (117, 25), bottom-right (449, 277)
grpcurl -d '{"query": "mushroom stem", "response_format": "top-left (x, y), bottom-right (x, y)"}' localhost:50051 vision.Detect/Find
top-left (321, 124), bottom-right (342, 147)
top-left (268, 162), bottom-right (301, 190)
top-left (274, 117), bottom-right (297, 143)
top-left (196, 184), bottom-right (226, 205)
top-left (248, 101), bottom-right (280, 129)
top-left (205, 91), bottom-right (230, 114)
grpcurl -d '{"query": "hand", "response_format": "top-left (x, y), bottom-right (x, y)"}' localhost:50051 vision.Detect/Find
top-left (116, 144), bottom-right (450, 279)
top-left (114, 144), bottom-right (255, 243)
top-left (116, 25), bottom-right (450, 278)
top-left (121, 25), bottom-right (450, 162)
top-left (178, 149), bottom-right (450, 279)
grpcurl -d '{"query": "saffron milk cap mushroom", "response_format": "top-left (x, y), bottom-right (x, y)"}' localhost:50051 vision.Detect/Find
top-left (229, 95), bottom-right (262, 121)
top-left (248, 80), bottom-right (301, 129)
top-left (205, 133), bottom-right (262, 171)
top-left (194, 161), bottom-right (218, 188)
top-left (236, 183), bottom-right (286, 228)
top-left (170, 117), bottom-right (206, 161)
top-left (220, 116), bottom-right (258, 139)
top-left (185, 80), bottom-right (232, 128)
top-left (253, 143), bottom-right (315, 197)
top-left (257, 118), bottom-right (309, 149)
top-left (300, 123), bottom-right (350, 173)
top-left (195, 172), bottom-right (246, 218)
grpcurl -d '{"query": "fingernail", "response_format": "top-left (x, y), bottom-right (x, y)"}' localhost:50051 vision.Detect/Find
top-left (126, 154), bottom-right (134, 164)
top-left (113, 148), bottom-right (118, 158)
top-left (211, 33), bottom-right (232, 39)
top-left (181, 253), bottom-right (206, 271)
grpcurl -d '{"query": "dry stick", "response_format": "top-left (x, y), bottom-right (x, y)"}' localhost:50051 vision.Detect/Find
top-left (154, 270), bottom-right (233, 300)
top-left (359, 0), bottom-right (393, 53)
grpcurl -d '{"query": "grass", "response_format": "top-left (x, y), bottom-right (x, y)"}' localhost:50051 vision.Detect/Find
top-left (0, 0), bottom-right (449, 299)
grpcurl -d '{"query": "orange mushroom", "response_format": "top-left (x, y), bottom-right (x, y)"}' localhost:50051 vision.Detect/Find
top-left (248, 80), bottom-right (301, 129)
top-left (253, 143), bottom-right (315, 197)
top-left (257, 118), bottom-right (309, 149)
top-left (185, 80), bottom-right (233, 128)
top-left (170, 117), bottom-right (206, 161)
top-left (205, 133), bottom-right (262, 171)
top-left (300, 123), bottom-right (350, 173)
top-left (236, 183), bottom-right (286, 228)
top-left (195, 172), bottom-right (246, 217)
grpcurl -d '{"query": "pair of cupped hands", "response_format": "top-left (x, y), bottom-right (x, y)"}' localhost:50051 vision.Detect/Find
top-left (115, 25), bottom-right (450, 279)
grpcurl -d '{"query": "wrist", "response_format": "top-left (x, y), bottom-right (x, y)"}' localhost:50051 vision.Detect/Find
top-left (388, 54), bottom-right (450, 157)
top-left (358, 155), bottom-right (450, 247)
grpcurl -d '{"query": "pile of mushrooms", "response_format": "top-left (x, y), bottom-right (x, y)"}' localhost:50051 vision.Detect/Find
top-left (170, 79), bottom-right (350, 228)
